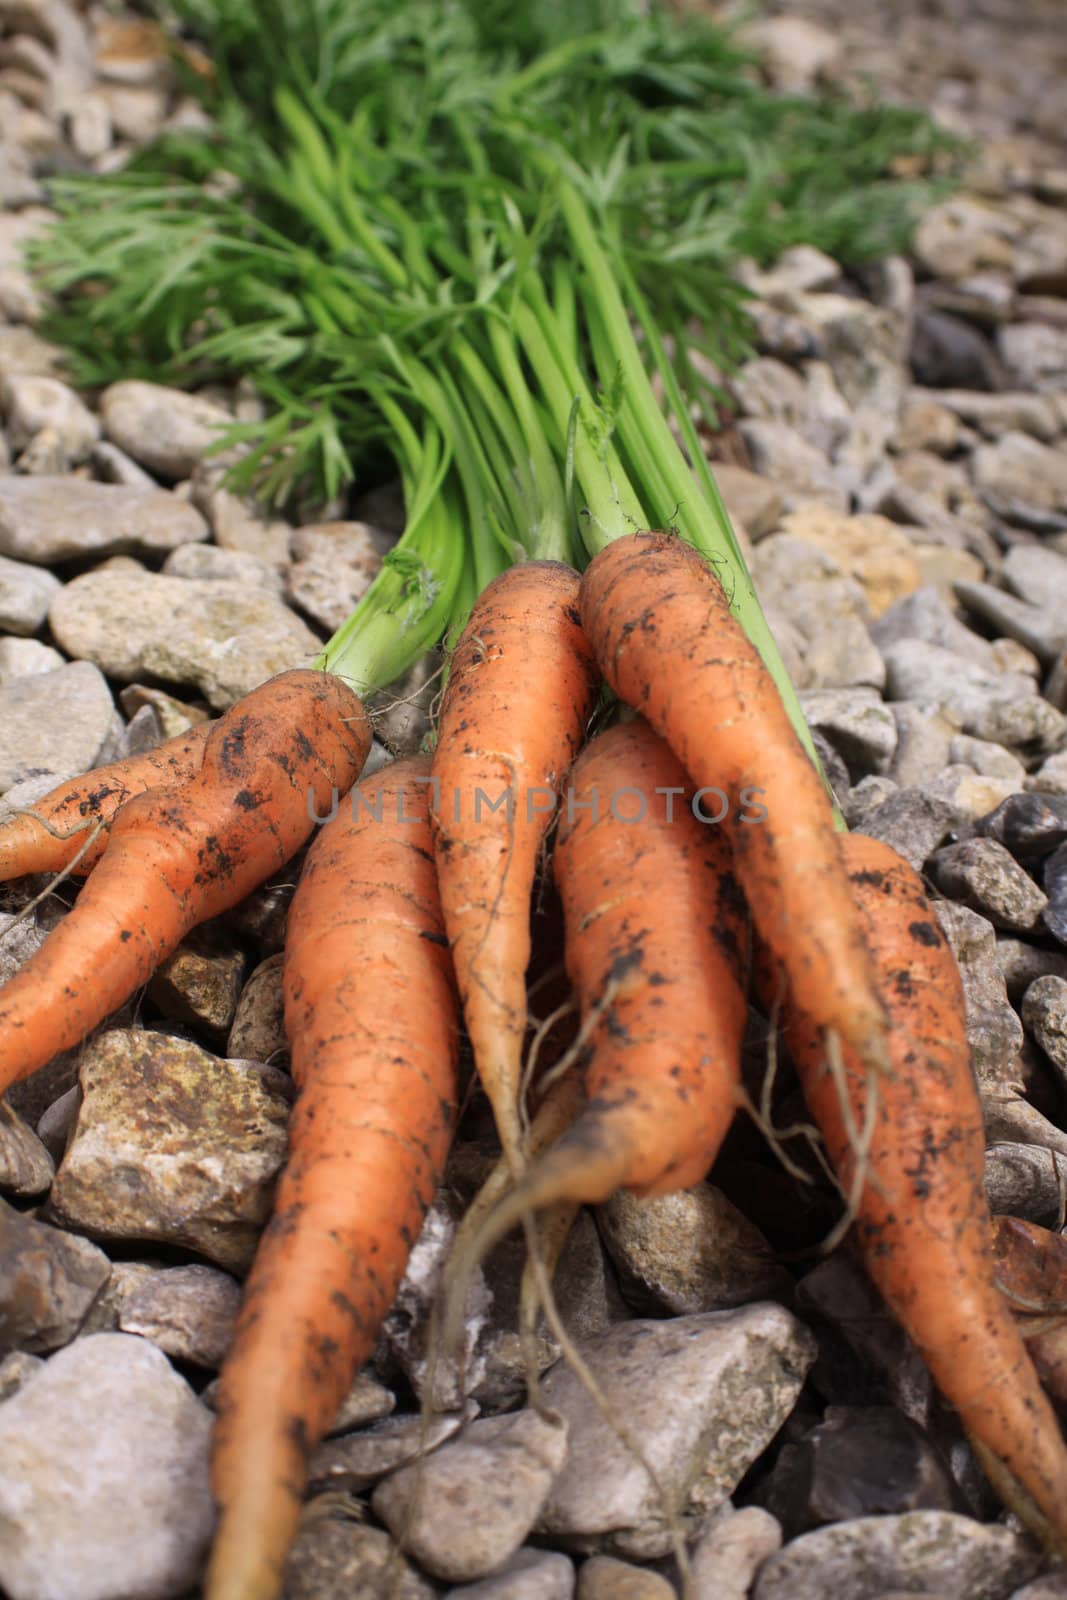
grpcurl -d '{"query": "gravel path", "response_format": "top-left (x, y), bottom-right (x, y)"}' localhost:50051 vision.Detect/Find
top-left (2, 3), bottom-right (1067, 1599)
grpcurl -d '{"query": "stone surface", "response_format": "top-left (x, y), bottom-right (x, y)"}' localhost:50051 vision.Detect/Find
top-left (281, 1512), bottom-right (436, 1600)
top-left (995, 938), bottom-right (1067, 1003)
top-left (447, 1550), bottom-right (576, 1599)
top-left (118, 1263), bottom-right (240, 1368)
top-left (0, 551), bottom-right (61, 635)
top-left (162, 540), bottom-right (281, 591)
top-left (778, 509), bottom-right (920, 617)
top-left (1, 375), bottom-right (99, 464)
top-left (595, 1186), bottom-right (790, 1316)
top-left (49, 567), bottom-right (320, 709)
top-left (799, 688), bottom-right (897, 779)
top-left (873, 585), bottom-right (995, 669)
top-left (973, 432), bottom-right (1067, 519)
top-left (883, 639), bottom-right (1066, 753)
top-left (147, 933), bottom-right (246, 1037)
top-left (998, 322), bottom-right (1067, 393)
top-left (46, 1030), bottom-right (290, 1274)
top-left (738, 422), bottom-right (849, 513)
top-left (0, 636), bottom-right (64, 683)
top-left (373, 1409), bottom-right (568, 1583)
top-left (1021, 975), bottom-right (1067, 1078)
top-left (100, 380), bottom-right (235, 479)
top-left (690, 1507), bottom-right (782, 1600)
top-left (0, 1197), bottom-right (110, 1356)
top-left (889, 703), bottom-right (956, 786)
top-left (985, 1142), bottom-right (1067, 1226)
top-left (286, 521), bottom-right (384, 633)
top-left (980, 793), bottom-right (1067, 862)
top-left (575, 1555), bottom-right (672, 1599)
top-left (0, 1333), bottom-right (214, 1600)
top-left (934, 902), bottom-right (1024, 1094)
top-left (0, 1102), bottom-right (54, 1197)
top-left (227, 952), bottom-right (287, 1065)
top-left (753, 536), bottom-right (884, 689)
top-left (0, 477), bottom-right (207, 563)
top-left (930, 839), bottom-right (1048, 933)
top-left (851, 786), bottom-right (957, 872)
top-left (752, 1512), bottom-right (1039, 1600)
top-left (709, 463), bottom-right (784, 541)
top-left (0, 660), bottom-right (114, 794)
top-left (308, 1407), bottom-right (472, 1491)
top-left (537, 1307), bottom-right (815, 1557)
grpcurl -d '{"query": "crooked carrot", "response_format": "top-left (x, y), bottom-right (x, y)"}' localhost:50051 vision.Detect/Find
top-left (0, 669), bottom-right (369, 1094)
top-left (206, 755), bottom-right (460, 1600)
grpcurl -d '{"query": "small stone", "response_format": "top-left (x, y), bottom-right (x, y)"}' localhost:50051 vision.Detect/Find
top-left (889, 704), bottom-right (956, 787)
top-left (286, 521), bottom-right (384, 633)
top-left (0, 1100), bottom-right (53, 1196)
top-left (915, 197), bottom-right (1020, 282)
top-left (882, 639), bottom-right (1066, 754)
top-left (192, 477), bottom-right (292, 570)
top-left (89, 439), bottom-right (157, 489)
top-left (998, 323), bottom-right (1067, 393)
top-left (893, 399), bottom-right (961, 456)
top-left (227, 952), bottom-right (287, 1065)
top-left (537, 1307), bottom-right (816, 1558)
top-left (35, 1084), bottom-right (81, 1164)
top-left (373, 1410), bottom-right (568, 1583)
top-left (709, 464), bottom-right (783, 541)
top-left (382, 1201), bottom-right (492, 1410)
top-left (911, 308), bottom-right (1005, 392)
top-left (872, 586), bottom-right (995, 670)
top-left (777, 510), bottom-right (920, 618)
top-left (49, 567), bottom-right (320, 710)
top-left (753, 536), bottom-right (884, 690)
top-left (0, 1197), bottom-right (110, 1356)
top-left (595, 1185), bottom-right (790, 1316)
top-left (931, 838), bottom-right (1048, 934)
top-left (996, 939), bottom-right (1067, 1003)
top-left (0, 636), bottom-right (63, 683)
top-left (100, 380), bottom-right (236, 479)
top-left (1021, 974), bottom-right (1067, 1076)
top-left (69, 93), bottom-right (112, 160)
top-left (736, 245), bottom-right (841, 300)
top-left (46, 1029), bottom-right (290, 1274)
top-left (0, 661), bottom-right (114, 795)
top-left (118, 1263), bottom-right (240, 1368)
top-left (147, 932), bottom-right (246, 1036)
top-left (926, 388), bottom-right (1063, 441)
top-left (0, 1333), bottom-right (214, 1600)
top-left (118, 684), bottom-right (205, 742)
top-left (752, 1511), bottom-right (1039, 1600)
top-left (444, 1549), bottom-right (575, 1599)
top-left (1043, 842), bottom-right (1067, 944)
top-left (985, 1142), bottom-right (1067, 1226)
top-left (0, 552), bottom-right (60, 636)
top-left (737, 422), bottom-right (849, 513)
top-left (934, 902), bottom-right (1024, 1094)
top-left (979, 793), bottom-right (1067, 862)
top-left (756, 1407), bottom-right (959, 1536)
top-left (576, 1554), bottom-right (673, 1599)
top-left (162, 540), bottom-right (282, 592)
top-left (798, 688), bottom-right (897, 780)
top-left (853, 786), bottom-right (957, 872)
top-left (2, 375), bottom-right (99, 466)
top-left (0, 477), bottom-right (207, 563)
top-left (307, 1408), bottom-right (472, 1490)
top-left (690, 1507), bottom-right (782, 1600)
top-left (950, 737), bottom-right (1026, 783)
top-left (282, 1511), bottom-right (435, 1600)
top-left (743, 17), bottom-right (841, 92)
top-left (1029, 750), bottom-right (1067, 797)
top-left (973, 433), bottom-right (1067, 520)
top-left (0, 1350), bottom-right (44, 1402)
top-left (922, 766), bottom-right (1023, 824)
top-left (325, 1372), bottom-right (396, 1436)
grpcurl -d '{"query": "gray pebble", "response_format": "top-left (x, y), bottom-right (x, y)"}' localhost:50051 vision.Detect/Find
top-left (950, 736), bottom-right (1026, 783)
top-left (998, 322), bottom-right (1067, 393)
top-left (753, 536), bottom-right (884, 689)
top-left (0, 636), bottom-right (64, 683)
top-left (88, 439), bottom-right (157, 488)
top-left (373, 1409), bottom-right (568, 1583)
top-left (0, 1196), bottom-right (110, 1356)
top-left (227, 952), bottom-right (287, 1065)
top-left (972, 432), bottom-right (1067, 521)
top-left (920, 388), bottom-right (1062, 442)
top-left (0, 552), bottom-right (61, 635)
top-left (930, 838), bottom-right (1048, 933)
top-left (49, 567), bottom-right (320, 709)
top-left (308, 1407), bottom-right (472, 1490)
top-left (282, 1512), bottom-right (435, 1600)
top-left (799, 687), bottom-right (897, 779)
top-left (955, 579), bottom-right (1065, 667)
top-left (0, 477), bottom-right (207, 563)
top-left (984, 1142), bottom-right (1067, 1226)
top-left (980, 793), bottom-right (1067, 862)
top-left (100, 379), bottom-right (235, 479)
top-left (286, 520), bottom-right (384, 633)
top-left (0, 1100), bottom-right (54, 1197)
top-left (872, 586), bottom-right (995, 669)
top-left (537, 1307), bottom-right (816, 1558)
top-left (934, 901), bottom-right (1024, 1094)
top-left (46, 1029), bottom-right (290, 1275)
top-left (35, 1084), bottom-right (81, 1164)
top-left (889, 703), bottom-right (956, 786)
top-left (0, 1333), bottom-right (214, 1600)
top-left (689, 1506), bottom-right (782, 1600)
top-left (0, 660), bottom-right (114, 795)
top-left (162, 540), bottom-right (282, 592)
top-left (447, 1549), bottom-right (576, 1599)
top-left (1, 375), bottom-right (99, 464)
top-left (852, 785), bottom-right (956, 871)
top-left (882, 639), bottom-right (1066, 753)
top-left (1042, 842), bottom-right (1067, 943)
top-left (1021, 975), bottom-right (1067, 1077)
top-left (995, 938), bottom-right (1067, 1002)
top-left (118, 1263), bottom-right (241, 1368)
top-left (575, 1554), bottom-right (670, 1599)
top-left (752, 1512), bottom-right (1039, 1600)
top-left (738, 421), bottom-right (850, 512)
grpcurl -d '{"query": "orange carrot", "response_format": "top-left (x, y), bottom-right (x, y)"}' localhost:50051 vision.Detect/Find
top-left (0, 669), bottom-right (369, 1094)
top-left (206, 755), bottom-right (460, 1600)
top-left (430, 559), bottom-right (598, 1170)
top-left (463, 718), bottom-right (748, 1238)
top-left (774, 833), bottom-right (1067, 1552)
top-left (0, 721), bottom-right (213, 881)
top-left (579, 530), bottom-right (889, 1081)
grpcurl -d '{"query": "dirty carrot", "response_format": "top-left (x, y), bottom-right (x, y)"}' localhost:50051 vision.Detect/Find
top-left (206, 755), bottom-right (460, 1600)
top-left (430, 559), bottom-right (598, 1171)
top-left (579, 529), bottom-right (889, 1080)
top-left (0, 669), bottom-right (369, 1094)
top-left (0, 720), bottom-right (213, 882)
top-left (460, 719), bottom-right (749, 1251)
top-left (775, 832), bottom-right (1067, 1553)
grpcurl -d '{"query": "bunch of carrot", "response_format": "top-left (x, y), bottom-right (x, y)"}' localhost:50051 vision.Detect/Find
top-left (3, 532), bottom-right (1067, 1600)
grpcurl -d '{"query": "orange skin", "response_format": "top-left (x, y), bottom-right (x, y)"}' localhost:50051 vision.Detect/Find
top-left (774, 833), bottom-right (1067, 1553)
top-left (206, 756), bottom-right (460, 1600)
top-left (0, 670), bottom-right (369, 1094)
top-left (473, 719), bottom-right (748, 1238)
top-left (0, 720), bottom-right (213, 880)
top-left (430, 560), bottom-right (599, 1170)
top-left (579, 530), bottom-right (889, 1081)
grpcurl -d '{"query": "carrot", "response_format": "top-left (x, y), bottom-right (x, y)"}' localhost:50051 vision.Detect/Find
top-left (0, 721), bottom-right (213, 881)
top-left (773, 832), bottom-right (1067, 1552)
top-left (0, 669), bottom-right (369, 1094)
top-left (459, 718), bottom-right (748, 1242)
top-left (430, 559), bottom-right (598, 1170)
top-left (206, 755), bottom-right (460, 1600)
top-left (578, 529), bottom-right (889, 1082)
